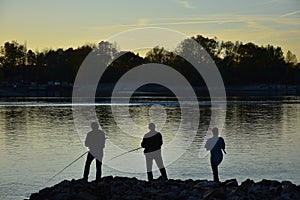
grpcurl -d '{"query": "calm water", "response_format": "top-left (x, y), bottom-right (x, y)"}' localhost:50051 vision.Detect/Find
top-left (0, 98), bottom-right (300, 199)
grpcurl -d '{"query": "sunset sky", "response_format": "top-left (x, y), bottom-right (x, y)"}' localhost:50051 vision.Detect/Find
top-left (1, 0), bottom-right (299, 58)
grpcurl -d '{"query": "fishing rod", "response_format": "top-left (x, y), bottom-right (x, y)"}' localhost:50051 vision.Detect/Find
top-left (45, 146), bottom-right (143, 184)
top-left (45, 137), bottom-right (109, 184)
top-left (108, 147), bottom-right (143, 161)
top-left (45, 151), bottom-right (88, 184)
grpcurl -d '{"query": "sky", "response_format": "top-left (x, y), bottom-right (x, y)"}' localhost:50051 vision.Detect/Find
top-left (0, 0), bottom-right (300, 58)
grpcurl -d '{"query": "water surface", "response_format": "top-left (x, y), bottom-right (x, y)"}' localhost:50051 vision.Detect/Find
top-left (0, 98), bottom-right (299, 199)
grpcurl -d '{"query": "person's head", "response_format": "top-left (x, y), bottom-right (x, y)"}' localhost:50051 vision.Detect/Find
top-left (91, 122), bottom-right (99, 130)
top-left (148, 123), bottom-right (155, 131)
top-left (212, 127), bottom-right (219, 137)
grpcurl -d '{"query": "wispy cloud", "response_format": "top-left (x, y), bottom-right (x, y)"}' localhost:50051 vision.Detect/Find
top-left (85, 14), bottom-right (300, 57)
top-left (119, 14), bottom-right (300, 28)
top-left (179, 1), bottom-right (194, 9)
top-left (255, 0), bottom-right (280, 6)
top-left (121, 19), bottom-right (241, 27)
top-left (136, 18), bottom-right (151, 26)
top-left (280, 10), bottom-right (300, 17)
top-left (88, 14), bottom-right (300, 31)
top-left (120, 16), bottom-right (244, 27)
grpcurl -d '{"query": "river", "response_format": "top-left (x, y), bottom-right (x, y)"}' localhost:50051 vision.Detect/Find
top-left (0, 97), bottom-right (299, 199)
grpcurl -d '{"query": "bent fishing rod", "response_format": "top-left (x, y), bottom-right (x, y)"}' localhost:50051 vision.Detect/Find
top-left (46, 137), bottom-right (109, 183)
top-left (45, 146), bottom-right (143, 184)
top-left (108, 147), bottom-right (143, 161)
top-left (45, 151), bottom-right (88, 184)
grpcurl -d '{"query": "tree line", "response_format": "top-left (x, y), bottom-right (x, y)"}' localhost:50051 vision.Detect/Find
top-left (0, 35), bottom-right (299, 87)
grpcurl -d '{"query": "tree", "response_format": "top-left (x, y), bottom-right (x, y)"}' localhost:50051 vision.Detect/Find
top-left (0, 41), bottom-right (26, 68)
top-left (285, 50), bottom-right (298, 65)
top-left (36, 52), bottom-right (46, 67)
top-left (192, 35), bottom-right (220, 61)
top-left (145, 46), bottom-right (176, 65)
top-left (96, 41), bottom-right (118, 66)
top-left (26, 50), bottom-right (36, 66)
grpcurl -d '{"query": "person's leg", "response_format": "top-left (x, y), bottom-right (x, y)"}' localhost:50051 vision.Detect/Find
top-left (95, 159), bottom-right (102, 181)
top-left (211, 160), bottom-right (221, 182)
top-left (145, 154), bottom-right (153, 181)
top-left (159, 168), bottom-right (168, 180)
top-left (154, 151), bottom-right (168, 179)
top-left (83, 152), bottom-right (94, 180)
top-left (147, 172), bottom-right (153, 181)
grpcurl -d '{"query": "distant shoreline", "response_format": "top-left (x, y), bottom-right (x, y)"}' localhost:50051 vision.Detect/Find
top-left (1, 83), bottom-right (300, 101)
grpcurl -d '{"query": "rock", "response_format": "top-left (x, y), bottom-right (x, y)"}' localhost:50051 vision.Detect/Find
top-left (222, 179), bottom-right (238, 187)
top-left (187, 195), bottom-right (200, 200)
top-left (257, 179), bottom-right (281, 187)
top-left (29, 177), bottom-right (300, 200)
top-left (179, 189), bottom-right (190, 198)
top-left (281, 183), bottom-right (300, 199)
top-left (165, 191), bottom-right (177, 199)
top-left (185, 179), bottom-right (194, 188)
top-left (170, 185), bottom-right (179, 190)
top-left (203, 187), bottom-right (225, 200)
top-left (202, 180), bottom-right (220, 189)
top-left (240, 179), bottom-right (254, 192)
top-left (28, 193), bottom-right (40, 200)
top-left (282, 180), bottom-right (293, 187)
top-left (226, 187), bottom-right (245, 200)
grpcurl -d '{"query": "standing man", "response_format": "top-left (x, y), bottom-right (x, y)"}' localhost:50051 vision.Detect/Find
top-left (205, 127), bottom-right (226, 182)
top-left (141, 123), bottom-right (168, 181)
top-left (83, 122), bottom-right (105, 181)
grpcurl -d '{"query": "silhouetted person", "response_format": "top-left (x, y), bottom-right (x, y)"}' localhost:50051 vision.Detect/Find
top-left (83, 122), bottom-right (105, 181)
top-left (205, 127), bottom-right (226, 182)
top-left (141, 123), bottom-right (168, 181)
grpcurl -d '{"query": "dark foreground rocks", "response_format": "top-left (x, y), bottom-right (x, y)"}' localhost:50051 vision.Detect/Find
top-left (29, 176), bottom-right (300, 200)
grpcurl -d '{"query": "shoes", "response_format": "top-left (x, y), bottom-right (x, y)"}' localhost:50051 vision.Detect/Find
top-left (158, 176), bottom-right (168, 181)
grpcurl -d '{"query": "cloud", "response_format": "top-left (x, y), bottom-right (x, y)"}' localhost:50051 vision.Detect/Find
top-left (179, 1), bottom-right (194, 9)
top-left (120, 16), bottom-right (244, 27)
top-left (280, 10), bottom-right (300, 17)
top-left (255, 0), bottom-right (280, 6)
top-left (119, 14), bottom-right (299, 28)
top-left (136, 18), bottom-right (150, 26)
top-left (89, 14), bottom-right (300, 32)
top-left (84, 14), bottom-right (300, 57)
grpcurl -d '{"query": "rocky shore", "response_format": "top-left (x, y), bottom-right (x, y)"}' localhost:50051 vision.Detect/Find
top-left (29, 176), bottom-right (300, 200)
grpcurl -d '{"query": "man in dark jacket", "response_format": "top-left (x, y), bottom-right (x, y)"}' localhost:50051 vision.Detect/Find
top-left (83, 122), bottom-right (105, 181)
top-left (205, 127), bottom-right (226, 182)
top-left (141, 123), bottom-right (168, 181)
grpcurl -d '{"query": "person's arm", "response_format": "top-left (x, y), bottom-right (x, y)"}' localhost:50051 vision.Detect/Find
top-left (204, 139), bottom-right (211, 151)
top-left (85, 134), bottom-right (90, 148)
top-left (222, 138), bottom-right (226, 154)
top-left (100, 132), bottom-right (105, 148)
top-left (159, 133), bottom-right (163, 146)
top-left (141, 137), bottom-right (146, 148)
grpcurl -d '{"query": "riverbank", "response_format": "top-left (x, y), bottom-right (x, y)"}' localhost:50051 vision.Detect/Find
top-left (29, 176), bottom-right (300, 200)
top-left (1, 83), bottom-right (300, 98)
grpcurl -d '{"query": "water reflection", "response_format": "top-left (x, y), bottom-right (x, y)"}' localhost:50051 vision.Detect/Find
top-left (1, 107), bottom-right (28, 152)
top-left (97, 105), bottom-right (183, 148)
